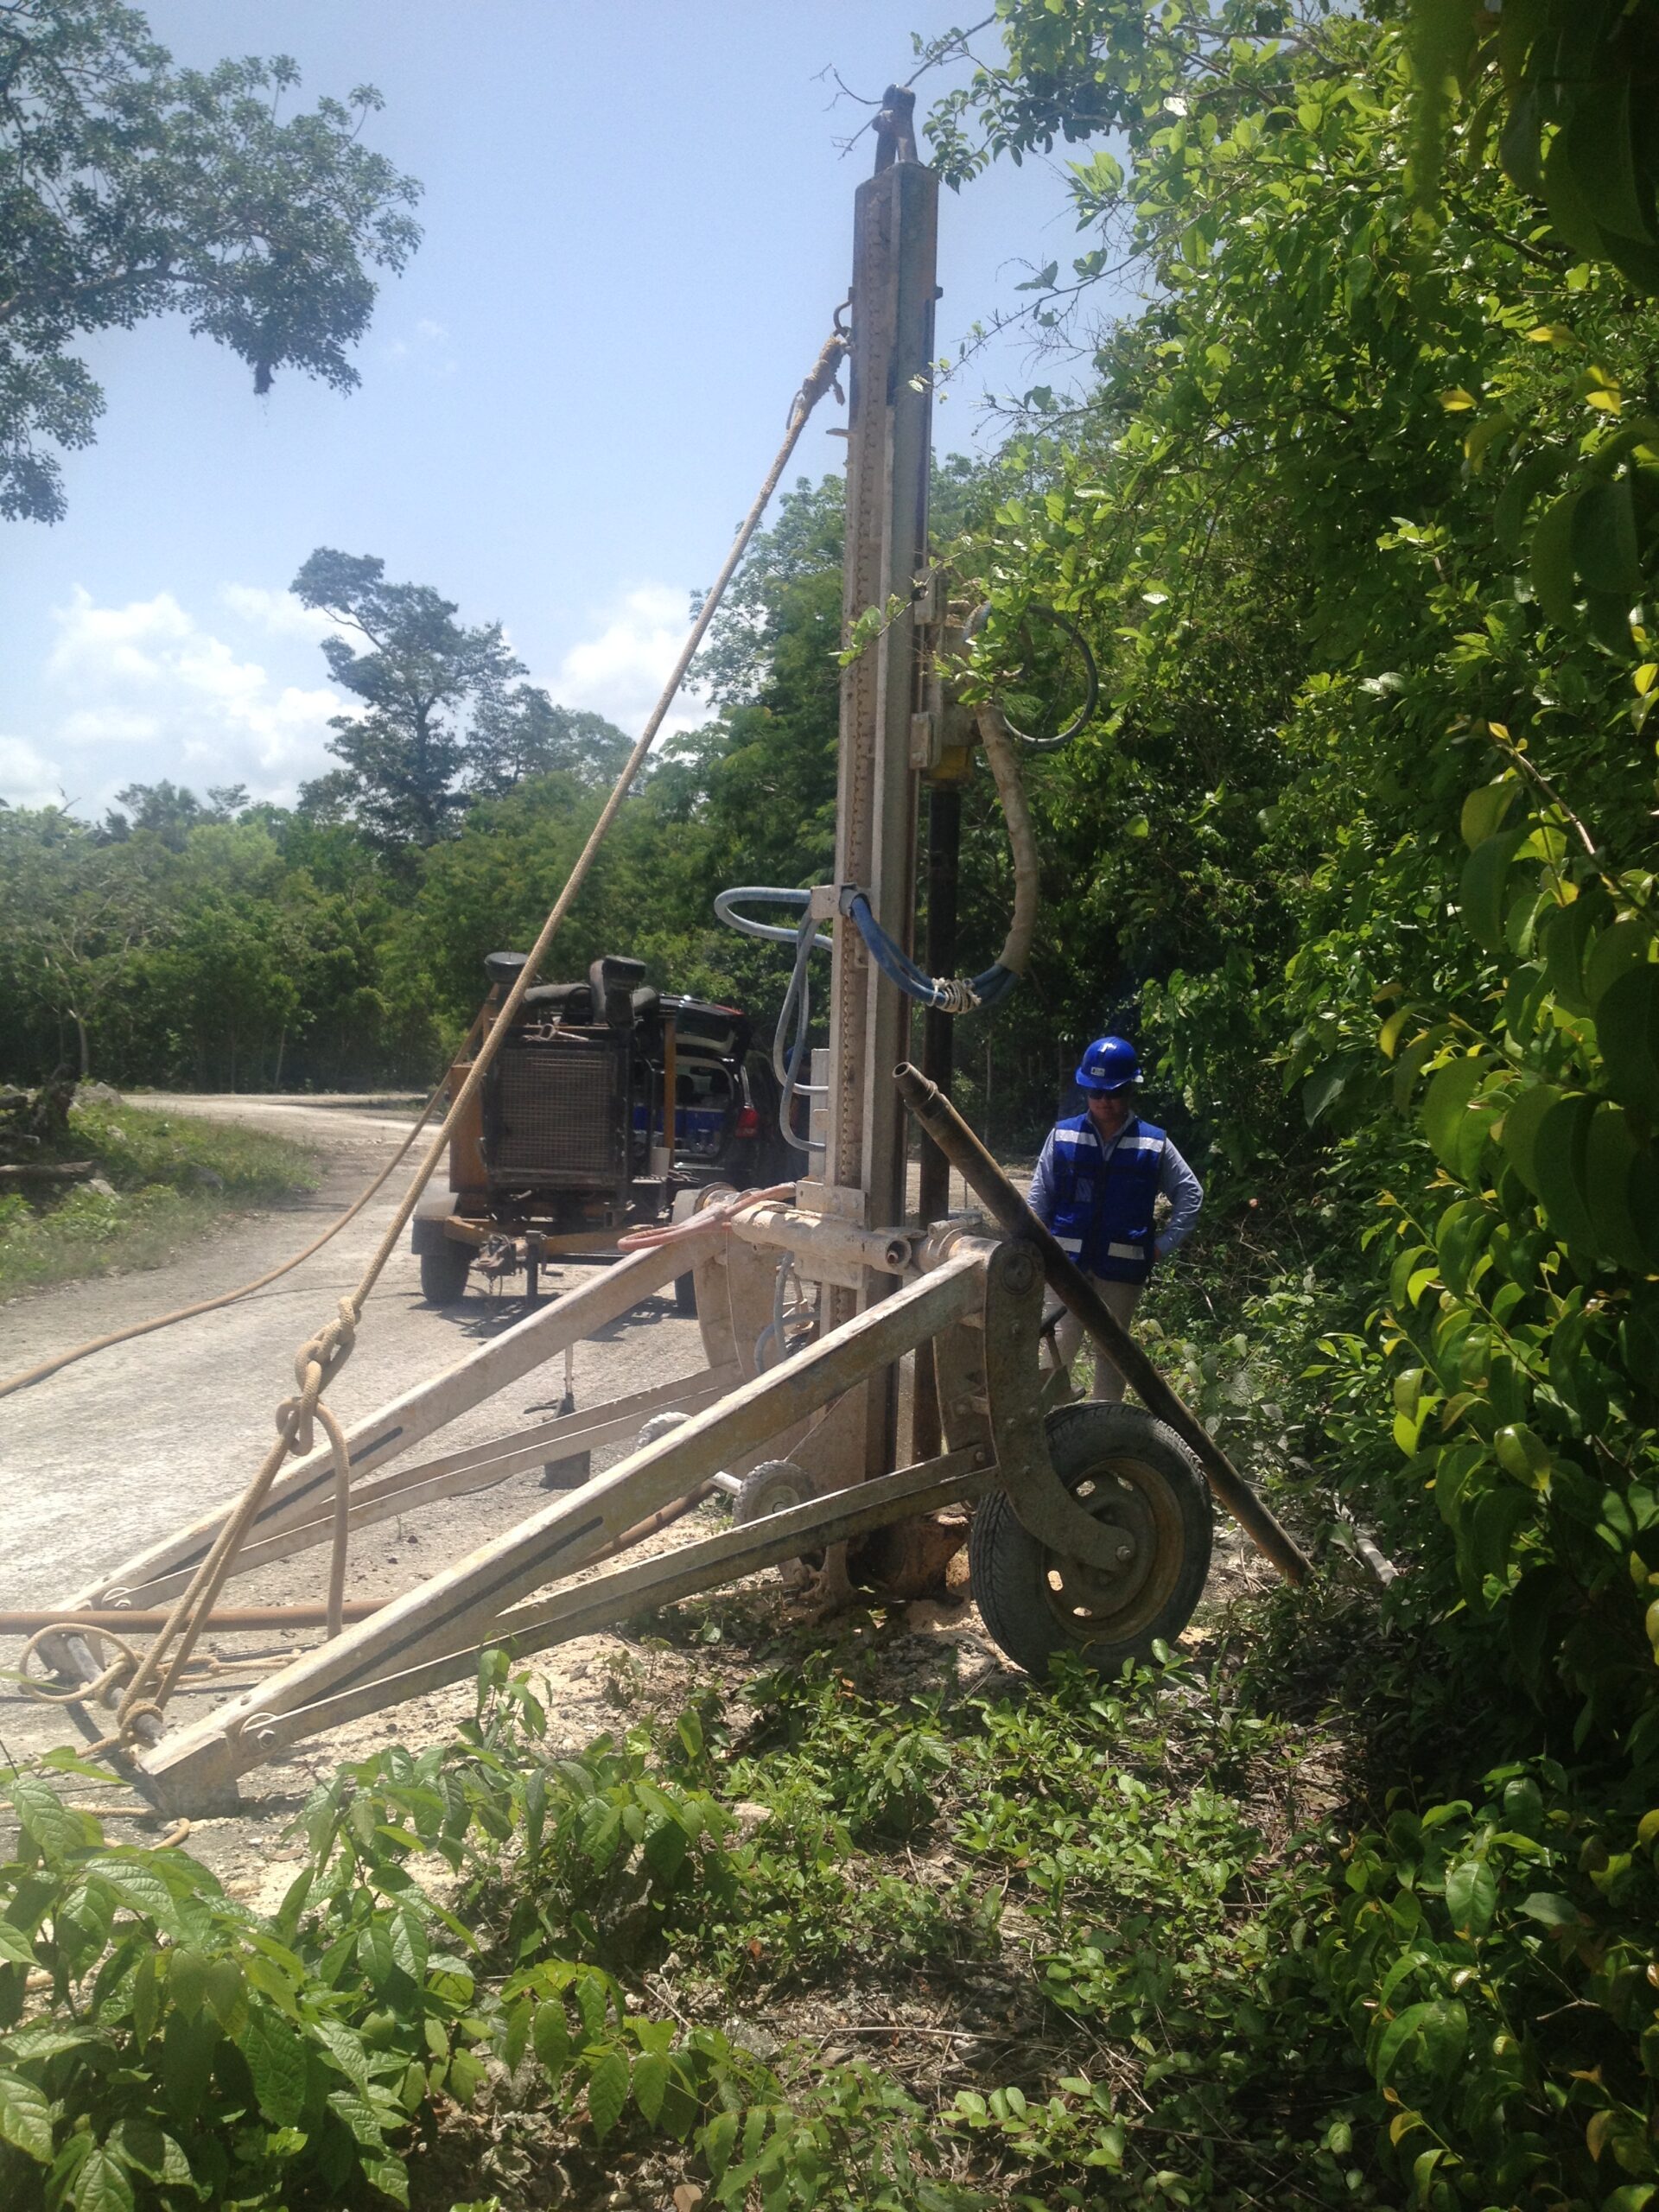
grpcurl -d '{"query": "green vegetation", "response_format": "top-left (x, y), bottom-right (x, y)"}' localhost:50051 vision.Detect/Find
top-left (0, 1100), bottom-right (318, 1296)
top-left (9, 1621), bottom-right (1650, 2212)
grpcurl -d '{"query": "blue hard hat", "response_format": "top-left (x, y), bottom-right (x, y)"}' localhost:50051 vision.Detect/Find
top-left (1075, 1035), bottom-right (1140, 1094)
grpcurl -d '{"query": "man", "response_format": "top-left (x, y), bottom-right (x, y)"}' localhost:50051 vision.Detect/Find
top-left (1027, 1035), bottom-right (1204, 1401)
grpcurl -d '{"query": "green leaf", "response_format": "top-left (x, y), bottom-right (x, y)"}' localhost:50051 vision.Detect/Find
top-left (203, 1957), bottom-right (247, 2036)
top-left (0, 1923), bottom-right (36, 1968)
top-left (1538, 894), bottom-right (1606, 1014)
top-left (632, 2047), bottom-right (669, 2126)
top-left (362, 2152), bottom-right (410, 2207)
top-left (391, 1908), bottom-right (428, 1986)
top-left (1423, 1058), bottom-right (1491, 1182)
top-left (1585, 918), bottom-right (1653, 1008)
top-left (1466, 1482), bottom-right (1534, 1585)
top-left (81, 1857), bottom-right (178, 1931)
top-left (240, 2005), bottom-right (308, 2127)
top-left (106, 2117), bottom-right (184, 2185)
top-left (642, 1818), bottom-right (688, 1884)
top-left (1444, 1856), bottom-right (1498, 1936)
top-left (532, 1999), bottom-right (570, 2079)
top-left (357, 1918), bottom-right (395, 1986)
top-left (585, 2048), bottom-right (630, 2141)
top-left (1530, 1094), bottom-right (1599, 1254)
top-left (1393, 1027), bottom-right (1447, 1111)
top-left (1584, 1103), bottom-right (1659, 1271)
top-left (1375, 1999), bottom-right (1469, 2090)
top-left (1597, 963), bottom-right (1659, 1116)
top-left (1459, 830), bottom-right (1528, 951)
top-left (1571, 477), bottom-right (1642, 595)
top-left (1531, 486), bottom-right (1586, 627)
top-left (6, 1777), bottom-right (87, 1865)
top-left (327, 2086), bottom-right (388, 2152)
top-left (1495, 449), bottom-right (1562, 553)
top-left (72, 2144), bottom-right (135, 2212)
top-left (0, 2068), bottom-right (54, 2163)
top-left (1562, 79), bottom-right (1650, 244)
top-left (1495, 1423), bottom-right (1552, 1488)
top-left (1518, 1891), bottom-right (1584, 1927)
top-left (1459, 779), bottom-right (1518, 849)
top-left (1498, 1080), bottom-right (1562, 1195)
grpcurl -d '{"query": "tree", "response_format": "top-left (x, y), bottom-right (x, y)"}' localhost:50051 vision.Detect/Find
top-left (292, 548), bottom-right (525, 849)
top-left (467, 686), bottom-right (632, 795)
top-left (102, 779), bottom-right (246, 846)
top-left (0, 0), bottom-right (422, 524)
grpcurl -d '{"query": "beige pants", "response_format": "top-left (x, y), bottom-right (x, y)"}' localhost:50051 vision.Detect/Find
top-left (1053, 1274), bottom-right (1144, 1402)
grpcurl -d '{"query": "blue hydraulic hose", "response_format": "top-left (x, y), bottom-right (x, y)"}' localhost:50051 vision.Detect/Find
top-left (843, 893), bottom-right (1020, 1014)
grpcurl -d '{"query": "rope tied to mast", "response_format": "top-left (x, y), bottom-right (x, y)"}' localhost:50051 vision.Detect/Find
top-left (29, 318), bottom-right (853, 1749)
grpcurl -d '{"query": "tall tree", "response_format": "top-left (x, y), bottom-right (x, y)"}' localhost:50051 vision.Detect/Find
top-left (0, 0), bottom-right (422, 524)
top-left (292, 549), bottom-right (525, 849)
top-left (467, 686), bottom-right (632, 795)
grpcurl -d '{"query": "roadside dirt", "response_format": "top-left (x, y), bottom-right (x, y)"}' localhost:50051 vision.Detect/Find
top-left (0, 1093), bottom-right (718, 1897)
top-left (0, 1092), bottom-right (1264, 1909)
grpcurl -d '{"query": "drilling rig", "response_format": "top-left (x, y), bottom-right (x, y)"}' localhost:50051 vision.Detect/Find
top-left (16, 88), bottom-right (1306, 1815)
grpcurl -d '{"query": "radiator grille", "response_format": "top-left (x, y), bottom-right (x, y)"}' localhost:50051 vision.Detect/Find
top-left (486, 1043), bottom-right (625, 1185)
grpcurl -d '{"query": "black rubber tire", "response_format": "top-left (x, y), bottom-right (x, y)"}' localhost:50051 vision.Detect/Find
top-left (419, 1241), bottom-right (472, 1305)
top-left (969, 1402), bottom-right (1213, 1679)
top-left (674, 1271), bottom-right (697, 1317)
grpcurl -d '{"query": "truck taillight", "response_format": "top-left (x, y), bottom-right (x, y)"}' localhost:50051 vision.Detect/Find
top-left (734, 1105), bottom-right (760, 1140)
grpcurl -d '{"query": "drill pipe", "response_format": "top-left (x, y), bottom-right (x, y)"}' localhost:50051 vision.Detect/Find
top-left (894, 1062), bottom-right (1312, 1587)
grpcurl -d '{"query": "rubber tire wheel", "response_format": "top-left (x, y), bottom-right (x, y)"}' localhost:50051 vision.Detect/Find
top-left (419, 1242), bottom-right (472, 1305)
top-left (674, 1271), bottom-right (697, 1317)
top-left (969, 1402), bottom-right (1213, 1679)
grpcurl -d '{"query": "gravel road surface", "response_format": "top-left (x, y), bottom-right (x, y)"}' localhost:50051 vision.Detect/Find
top-left (0, 1094), bottom-right (723, 1880)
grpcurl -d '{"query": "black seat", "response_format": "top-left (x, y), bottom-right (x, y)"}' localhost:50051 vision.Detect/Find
top-left (521, 981), bottom-right (594, 1016)
top-left (590, 955), bottom-right (648, 1030)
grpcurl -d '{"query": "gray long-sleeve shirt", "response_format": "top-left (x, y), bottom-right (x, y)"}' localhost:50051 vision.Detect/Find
top-left (1027, 1118), bottom-right (1204, 1262)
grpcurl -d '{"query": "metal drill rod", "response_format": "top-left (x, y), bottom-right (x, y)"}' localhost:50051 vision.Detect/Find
top-left (893, 1063), bottom-right (1313, 1586)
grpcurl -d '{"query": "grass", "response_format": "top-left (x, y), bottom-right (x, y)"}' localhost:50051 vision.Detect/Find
top-left (0, 1098), bottom-right (320, 1297)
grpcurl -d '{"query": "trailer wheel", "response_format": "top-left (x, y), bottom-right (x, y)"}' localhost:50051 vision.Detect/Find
top-left (969, 1402), bottom-right (1212, 1679)
top-left (419, 1241), bottom-right (472, 1305)
top-left (674, 1271), bottom-right (697, 1317)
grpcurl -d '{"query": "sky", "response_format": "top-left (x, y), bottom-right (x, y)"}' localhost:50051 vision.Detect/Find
top-left (0, 3), bottom-right (1103, 821)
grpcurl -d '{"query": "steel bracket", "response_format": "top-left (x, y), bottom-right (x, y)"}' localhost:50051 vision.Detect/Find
top-left (982, 1239), bottom-right (1128, 1573)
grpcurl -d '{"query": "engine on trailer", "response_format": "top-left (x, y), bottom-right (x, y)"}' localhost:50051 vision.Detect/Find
top-left (410, 950), bottom-right (797, 1303)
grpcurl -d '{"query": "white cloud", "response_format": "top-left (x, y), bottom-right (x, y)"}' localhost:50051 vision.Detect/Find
top-left (552, 582), bottom-right (703, 741)
top-left (0, 585), bottom-right (349, 816)
top-left (0, 735), bottom-right (63, 811)
top-left (0, 575), bottom-right (715, 820)
top-left (218, 583), bottom-right (338, 641)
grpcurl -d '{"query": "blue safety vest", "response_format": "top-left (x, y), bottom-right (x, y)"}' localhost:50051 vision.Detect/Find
top-left (1046, 1114), bottom-right (1166, 1284)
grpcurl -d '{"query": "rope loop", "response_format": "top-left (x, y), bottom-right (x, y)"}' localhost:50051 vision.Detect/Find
top-left (278, 1296), bottom-right (359, 1453)
top-left (17, 1624), bottom-right (139, 1707)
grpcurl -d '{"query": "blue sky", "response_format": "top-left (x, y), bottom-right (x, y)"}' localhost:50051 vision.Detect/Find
top-left (0, 3), bottom-right (1104, 818)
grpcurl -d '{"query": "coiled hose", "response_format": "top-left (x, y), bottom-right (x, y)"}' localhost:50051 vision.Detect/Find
top-left (715, 699), bottom-right (1039, 1058)
top-left (713, 887), bottom-right (830, 1157)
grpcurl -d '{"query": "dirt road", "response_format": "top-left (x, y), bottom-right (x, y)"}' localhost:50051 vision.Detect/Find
top-left (0, 1094), bottom-right (731, 1878)
top-left (2, 1093), bottom-right (703, 1610)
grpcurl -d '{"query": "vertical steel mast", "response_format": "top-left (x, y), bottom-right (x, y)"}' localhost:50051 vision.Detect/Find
top-left (822, 96), bottom-right (938, 1477)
